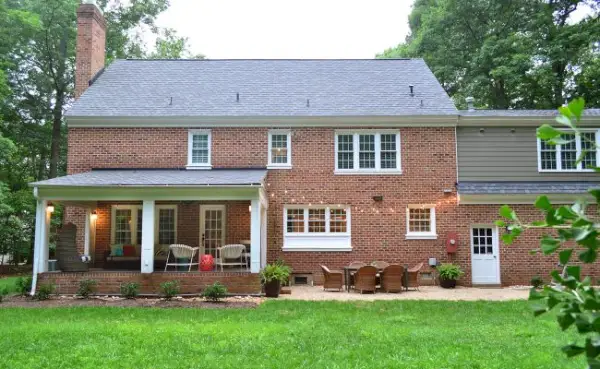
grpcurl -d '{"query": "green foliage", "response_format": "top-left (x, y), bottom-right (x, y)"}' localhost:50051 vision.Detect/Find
top-left (35, 282), bottom-right (55, 301)
top-left (14, 276), bottom-right (32, 296)
top-left (76, 279), bottom-right (97, 299)
top-left (500, 100), bottom-right (600, 367)
top-left (260, 263), bottom-right (291, 284)
top-left (0, 286), bottom-right (8, 303)
top-left (530, 276), bottom-right (544, 289)
top-left (159, 280), bottom-right (180, 301)
top-left (437, 263), bottom-right (464, 280)
top-left (201, 282), bottom-right (227, 302)
top-left (119, 282), bottom-right (139, 299)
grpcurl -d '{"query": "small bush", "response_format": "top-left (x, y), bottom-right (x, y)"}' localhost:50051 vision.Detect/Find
top-left (202, 282), bottom-right (227, 302)
top-left (15, 276), bottom-right (32, 296)
top-left (77, 279), bottom-right (98, 298)
top-left (120, 282), bottom-right (140, 299)
top-left (160, 280), bottom-right (180, 300)
top-left (35, 283), bottom-right (55, 301)
top-left (531, 275), bottom-right (544, 289)
top-left (0, 287), bottom-right (8, 303)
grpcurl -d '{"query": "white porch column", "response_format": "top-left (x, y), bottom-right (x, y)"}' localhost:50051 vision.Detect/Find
top-left (31, 199), bottom-right (46, 295)
top-left (141, 200), bottom-right (155, 273)
top-left (260, 205), bottom-right (267, 268)
top-left (250, 199), bottom-right (261, 273)
top-left (35, 199), bottom-right (50, 273)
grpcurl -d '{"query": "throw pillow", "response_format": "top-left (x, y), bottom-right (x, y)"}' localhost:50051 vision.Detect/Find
top-left (110, 244), bottom-right (123, 257)
top-left (123, 245), bottom-right (136, 257)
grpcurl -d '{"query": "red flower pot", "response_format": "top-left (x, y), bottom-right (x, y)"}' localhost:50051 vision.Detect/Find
top-left (200, 254), bottom-right (214, 271)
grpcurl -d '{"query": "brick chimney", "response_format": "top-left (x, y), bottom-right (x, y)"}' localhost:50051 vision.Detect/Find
top-left (75, 0), bottom-right (106, 99)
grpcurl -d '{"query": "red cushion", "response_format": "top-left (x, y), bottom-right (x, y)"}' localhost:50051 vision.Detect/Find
top-left (123, 245), bottom-right (136, 257)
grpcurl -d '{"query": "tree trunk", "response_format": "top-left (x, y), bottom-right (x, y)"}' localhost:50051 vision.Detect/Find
top-left (48, 31), bottom-right (68, 179)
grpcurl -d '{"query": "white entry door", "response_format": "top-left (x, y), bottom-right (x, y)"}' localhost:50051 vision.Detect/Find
top-left (200, 205), bottom-right (226, 257)
top-left (470, 226), bottom-right (501, 284)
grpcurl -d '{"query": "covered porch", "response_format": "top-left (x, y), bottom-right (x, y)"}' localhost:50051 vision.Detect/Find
top-left (29, 169), bottom-right (269, 294)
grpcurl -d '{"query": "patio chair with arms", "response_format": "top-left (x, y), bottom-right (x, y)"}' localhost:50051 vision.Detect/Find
top-left (381, 264), bottom-right (404, 293)
top-left (321, 265), bottom-right (343, 291)
top-left (354, 265), bottom-right (378, 294)
top-left (404, 262), bottom-right (424, 291)
top-left (164, 244), bottom-right (199, 272)
top-left (347, 261), bottom-right (366, 290)
top-left (215, 244), bottom-right (247, 271)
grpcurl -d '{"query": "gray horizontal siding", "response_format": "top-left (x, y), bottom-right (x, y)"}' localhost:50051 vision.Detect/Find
top-left (457, 126), bottom-right (599, 181)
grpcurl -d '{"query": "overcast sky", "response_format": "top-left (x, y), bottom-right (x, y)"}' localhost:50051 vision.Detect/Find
top-left (155, 0), bottom-right (414, 59)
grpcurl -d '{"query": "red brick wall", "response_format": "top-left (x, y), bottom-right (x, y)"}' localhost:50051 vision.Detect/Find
top-left (75, 4), bottom-right (105, 99)
top-left (38, 271), bottom-right (261, 295)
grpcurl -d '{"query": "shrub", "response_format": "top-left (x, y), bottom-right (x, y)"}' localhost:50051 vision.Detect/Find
top-left (438, 264), bottom-right (464, 281)
top-left (0, 287), bottom-right (8, 303)
top-left (159, 280), bottom-right (180, 300)
top-left (77, 279), bottom-right (98, 298)
top-left (260, 263), bottom-right (291, 285)
top-left (35, 282), bottom-right (55, 301)
top-left (530, 275), bottom-right (544, 289)
top-left (15, 276), bottom-right (32, 296)
top-left (202, 282), bottom-right (227, 302)
top-left (120, 282), bottom-right (139, 299)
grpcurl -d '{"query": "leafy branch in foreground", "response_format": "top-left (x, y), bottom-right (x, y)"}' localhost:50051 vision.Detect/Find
top-left (498, 98), bottom-right (600, 368)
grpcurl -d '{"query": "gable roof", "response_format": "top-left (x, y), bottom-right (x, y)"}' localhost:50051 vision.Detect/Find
top-left (67, 59), bottom-right (458, 119)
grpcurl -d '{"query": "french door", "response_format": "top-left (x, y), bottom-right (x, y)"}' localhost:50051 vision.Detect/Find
top-left (199, 205), bottom-right (226, 257)
top-left (470, 226), bottom-right (501, 284)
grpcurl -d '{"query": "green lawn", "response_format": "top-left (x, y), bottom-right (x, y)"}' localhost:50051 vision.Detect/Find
top-left (0, 276), bottom-right (19, 294)
top-left (0, 300), bottom-right (584, 369)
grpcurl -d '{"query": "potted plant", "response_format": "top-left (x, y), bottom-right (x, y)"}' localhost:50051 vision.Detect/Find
top-left (438, 263), bottom-right (464, 289)
top-left (260, 262), bottom-right (291, 298)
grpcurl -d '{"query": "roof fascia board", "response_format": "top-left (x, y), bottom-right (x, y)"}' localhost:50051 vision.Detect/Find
top-left (459, 192), bottom-right (593, 205)
top-left (67, 115), bottom-right (459, 128)
top-left (458, 116), bottom-right (600, 127)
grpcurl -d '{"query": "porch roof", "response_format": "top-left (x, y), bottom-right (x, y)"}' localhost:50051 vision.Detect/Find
top-left (30, 168), bottom-right (267, 188)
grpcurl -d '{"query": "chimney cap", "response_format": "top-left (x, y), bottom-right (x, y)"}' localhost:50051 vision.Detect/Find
top-left (81, 0), bottom-right (102, 13)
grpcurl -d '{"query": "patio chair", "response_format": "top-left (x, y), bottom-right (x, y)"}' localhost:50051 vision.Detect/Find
top-left (404, 262), bottom-right (424, 291)
top-left (347, 261), bottom-right (366, 289)
top-left (164, 244), bottom-right (199, 272)
top-left (381, 264), bottom-right (404, 293)
top-left (56, 223), bottom-right (89, 272)
top-left (215, 244), bottom-right (246, 272)
top-left (354, 265), bottom-right (377, 294)
top-left (321, 265), bottom-right (343, 292)
top-left (371, 260), bottom-right (390, 270)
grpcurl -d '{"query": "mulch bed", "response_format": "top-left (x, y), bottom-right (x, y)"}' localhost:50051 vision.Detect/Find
top-left (0, 295), bottom-right (263, 309)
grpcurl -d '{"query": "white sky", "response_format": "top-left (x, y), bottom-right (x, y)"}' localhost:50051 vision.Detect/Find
top-left (155, 0), bottom-right (414, 59)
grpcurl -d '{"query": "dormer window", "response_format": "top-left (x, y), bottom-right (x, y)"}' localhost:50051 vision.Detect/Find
top-left (187, 130), bottom-right (211, 169)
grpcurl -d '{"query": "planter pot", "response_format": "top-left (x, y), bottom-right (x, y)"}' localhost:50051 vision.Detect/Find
top-left (264, 280), bottom-right (281, 298)
top-left (440, 278), bottom-right (457, 289)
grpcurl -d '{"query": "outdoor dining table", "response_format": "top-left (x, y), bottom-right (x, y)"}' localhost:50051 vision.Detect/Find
top-left (343, 264), bottom-right (409, 293)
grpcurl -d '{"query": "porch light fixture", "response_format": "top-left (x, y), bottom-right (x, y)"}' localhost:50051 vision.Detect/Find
top-left (46, 203), bottom-right (55, 213)
top-left (248, 205), bottom-right (252, 212)
top-left (90, 210), bottom-right (98, 221)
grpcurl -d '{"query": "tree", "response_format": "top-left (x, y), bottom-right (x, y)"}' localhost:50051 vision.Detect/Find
top-left (379, 0), bottom-right (600, 109)
top-left (499, 98), bottom-right (600, 368)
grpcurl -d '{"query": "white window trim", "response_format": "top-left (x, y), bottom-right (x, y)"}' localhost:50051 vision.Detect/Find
top-left (537, 128), bottom-right (599, 172)
top-left (110, 205), bottom-right (178, 245)
top-left (154, 205), bottom-right (178, 245)
top-left (405, 204), bottom-right (437, 240)
top-left (187, 129), bottom-right (212, 169)
top-left (282, 205), bottom-right (352, 252)
top-left (334, 130), bottom-right (402, 175)
top-left (267, 129), bottom-right (292, 169)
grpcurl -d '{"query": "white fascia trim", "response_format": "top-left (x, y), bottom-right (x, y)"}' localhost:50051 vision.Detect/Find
top-left (458, 193), bottom-right (594, 205)
top-left (458, 116), bottom-right (600, 126)
top-left (67, 115), bottom-right (459, 128)
top-left (281, 247), bottom-right (353, 252)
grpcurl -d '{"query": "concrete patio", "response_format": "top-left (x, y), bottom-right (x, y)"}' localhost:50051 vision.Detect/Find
top-left (281, 285), bottom-right (530, 301)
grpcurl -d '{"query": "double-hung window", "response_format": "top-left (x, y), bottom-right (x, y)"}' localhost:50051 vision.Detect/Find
top-left (187, 130), bottom-right (211, 168)
top-left (335, 131), bottom-right (401, 173)
top-left (268, 130), bottom-right (292, 168)
top-left (283, 206), bottom-right (351, 251)
top-left (155, 205), bottom-right (177, 245)
top-left (406, 205), bottom-right (437, 240)
top-left (538, 130), bottom-right (599, 172)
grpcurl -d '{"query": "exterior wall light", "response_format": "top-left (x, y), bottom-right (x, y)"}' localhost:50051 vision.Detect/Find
top-left (90, 210), bottom-right (98, 221)
top-left (46, 203), bottom-right (55, 213)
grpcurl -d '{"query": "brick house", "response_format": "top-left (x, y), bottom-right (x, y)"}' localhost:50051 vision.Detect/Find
top-left (29, 1), bottom-right (600, 294)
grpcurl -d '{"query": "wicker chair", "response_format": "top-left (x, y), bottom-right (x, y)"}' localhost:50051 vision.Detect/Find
top-left (354, 265), bottom-right (377, 294)
top-left (381, 264), bottom-right (404, 293)
top-left (164, 244), bottom-right (199, 272)
top-left (56, 223), bottom-right (89, 272)
top-left (321, 265), bottom-right (343, 291)
top-left (404, 262), bottom-right (424, 290)
top-left (371, 261), bottom-right (390, 269)
top-left (347, 261), bottom-right (366, 289)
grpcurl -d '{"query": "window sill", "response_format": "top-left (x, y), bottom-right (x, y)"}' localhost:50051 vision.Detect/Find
top-left (267, 164), bottom-right (292, 170)
top-left (538, 169), bottom-right (595, 173)
top-left (405, 234), bottom-right (438, 240)
top-left (334, 170), bottom-right (402, 175)
top-left (282, 247), bottom-right (352, 252)
top-left (186, 165), bottom-right (212, 170)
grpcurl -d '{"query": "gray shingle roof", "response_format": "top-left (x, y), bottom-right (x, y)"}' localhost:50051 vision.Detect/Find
top-left (457, 181), bottom-right (600, 194)
top-left (459, 109), bottom-right (600, 117)
top-left (30, 169), bottom-right (267, 187)
top-left (67, 59), bottom-right (458, 118)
